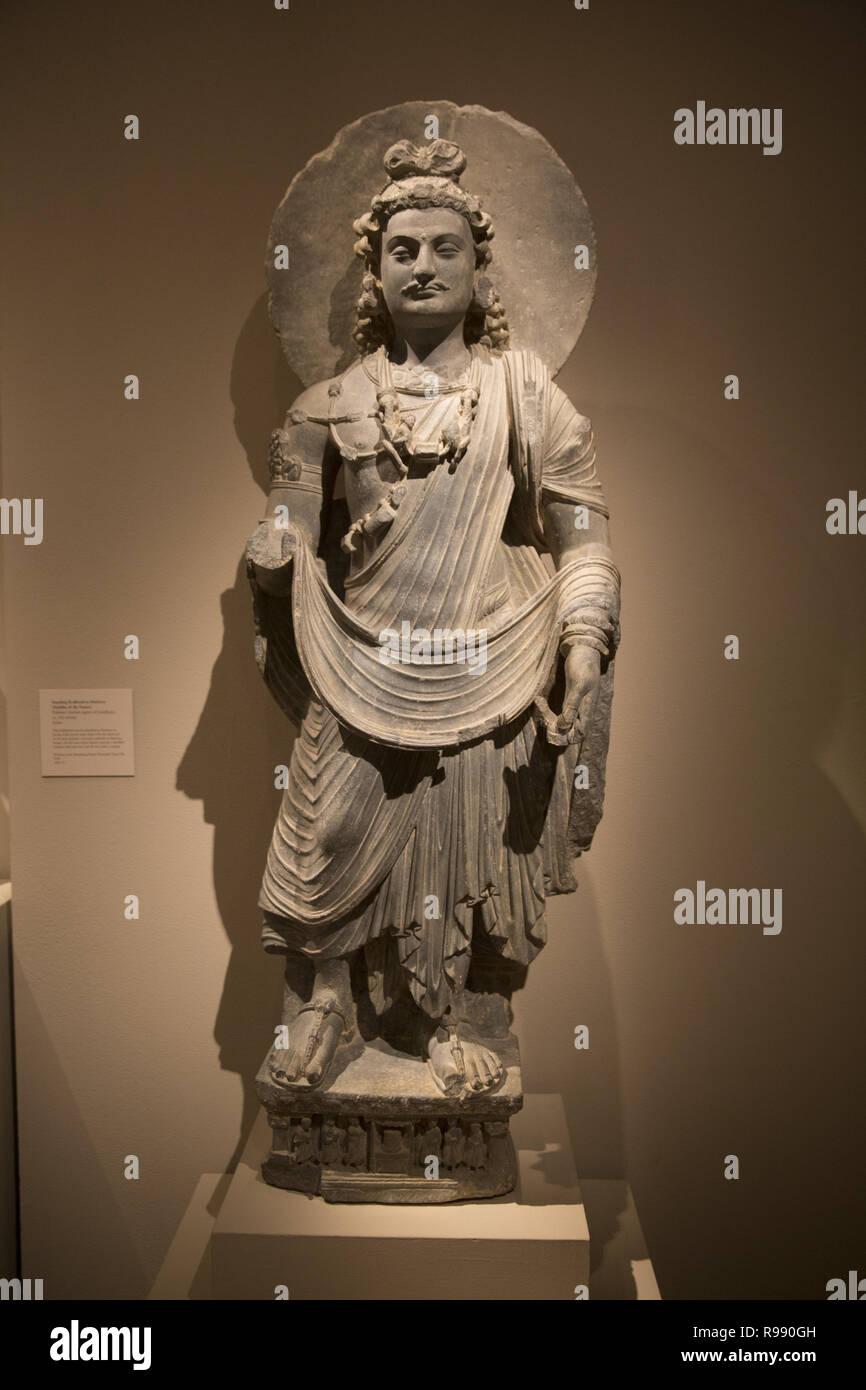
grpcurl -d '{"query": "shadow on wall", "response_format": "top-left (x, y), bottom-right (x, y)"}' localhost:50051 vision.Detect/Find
top-left (579, 402), bottom-right (866, 1299)
top-left (177, 294), bottom-right (303, 1191)
top-left (13, 973), bottom-right (148, 1298)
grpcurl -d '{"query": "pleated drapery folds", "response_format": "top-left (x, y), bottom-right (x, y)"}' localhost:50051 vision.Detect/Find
top-left (255, 348), bottom-right (617, 1017)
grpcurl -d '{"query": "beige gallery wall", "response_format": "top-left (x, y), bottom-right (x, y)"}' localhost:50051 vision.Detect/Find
top-left (1, 0), bottom-right (864, 1299)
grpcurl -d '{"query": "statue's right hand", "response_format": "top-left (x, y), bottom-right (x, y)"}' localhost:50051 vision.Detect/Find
top-left (246, 518), bottom-right (298, 593)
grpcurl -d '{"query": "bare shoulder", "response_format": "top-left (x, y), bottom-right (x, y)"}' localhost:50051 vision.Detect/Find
top-left (332, 358), bottom-right (376, 415)
top-left (285, 360), bottom-right (374, 425)
top-left (285, 377), bottom-right (335, 423)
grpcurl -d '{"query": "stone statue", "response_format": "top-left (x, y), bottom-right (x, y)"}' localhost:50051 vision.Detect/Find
top-left (289, 1116), bottom-right (316, 1167)
top-left (247, 104), bottom-right (620, 1203)
top-left (320, 1117), bottom-right (345, 1167)
top-left (466, 1122), bottom-right (487, 1171)
top-left (345, 1118), bottom-right (366, 1168)
top-left (417, 1121), bottom-right (442, 1165)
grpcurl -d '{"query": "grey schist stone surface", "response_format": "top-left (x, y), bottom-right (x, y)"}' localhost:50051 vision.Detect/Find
top-left (244, 105), bottom-right (621, 1205)
top-left (257, 1033), bottom-right (522, 1203)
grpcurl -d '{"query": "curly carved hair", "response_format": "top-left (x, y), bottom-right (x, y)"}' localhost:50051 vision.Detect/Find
top-left (352, 139), bottom-right (509, 356)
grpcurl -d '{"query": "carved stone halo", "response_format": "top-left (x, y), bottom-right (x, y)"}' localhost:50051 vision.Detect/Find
top-left (266, 100), bottom-right (597, 387)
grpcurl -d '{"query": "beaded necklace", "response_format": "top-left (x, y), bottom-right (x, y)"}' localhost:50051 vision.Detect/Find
top-left (365, 345), bottom-right (482, 472)
top-left (340, 347), bottom-right (482, 554)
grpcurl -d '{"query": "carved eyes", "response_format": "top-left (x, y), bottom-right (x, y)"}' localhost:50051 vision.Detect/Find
top-left (387, 240), bottom-right (464, 263)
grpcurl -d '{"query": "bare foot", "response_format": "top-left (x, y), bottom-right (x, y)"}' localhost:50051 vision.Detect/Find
top-left (427, 1021), bottom-right (505, 1097)
top-left (271, 958), bottom-right (355, 1091)
top-left (270, 1000), bottom-right (349, 1090)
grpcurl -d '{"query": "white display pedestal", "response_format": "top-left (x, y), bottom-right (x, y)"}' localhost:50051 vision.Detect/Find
top-left (213, 1093), bottom-right (587, 1300)
top-left (150, 1093), bottom-right (660, 1300)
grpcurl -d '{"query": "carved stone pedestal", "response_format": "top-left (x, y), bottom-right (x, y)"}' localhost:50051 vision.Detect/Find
top-left (255, 1034), bottom-right (522, 1204)
top-left (203, 1093), bottom-right (589, 1300)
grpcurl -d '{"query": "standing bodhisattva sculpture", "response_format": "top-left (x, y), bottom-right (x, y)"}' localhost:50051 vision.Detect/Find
top-left (246, 129), bottom-right (620, 1202)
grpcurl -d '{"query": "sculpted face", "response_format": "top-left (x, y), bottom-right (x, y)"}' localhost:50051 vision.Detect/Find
top-left (380, 206), bottom-right (476, 337)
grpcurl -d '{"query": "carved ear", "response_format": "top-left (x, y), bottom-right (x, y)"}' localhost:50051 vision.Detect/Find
top-left (474, 275), bottom-right (494, 310)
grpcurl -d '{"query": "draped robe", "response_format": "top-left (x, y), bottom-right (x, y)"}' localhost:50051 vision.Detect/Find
top-left (249, 346), bottom-right (616, 1018)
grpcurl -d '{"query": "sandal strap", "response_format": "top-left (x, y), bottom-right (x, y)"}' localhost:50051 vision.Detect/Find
top-left (441, 1024), bottom-right (465, 1078)
top-left (295, 999), bottom-right (349, 1031)
top-left (295, 1001), bottom-right (351, 1069)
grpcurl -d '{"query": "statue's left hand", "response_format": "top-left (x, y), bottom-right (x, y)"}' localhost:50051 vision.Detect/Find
top-left (556, 644), bottom-right (601, 746)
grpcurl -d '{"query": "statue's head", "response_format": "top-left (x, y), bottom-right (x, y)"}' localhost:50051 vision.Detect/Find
top-left (352, 139), bottom-right (509, 355)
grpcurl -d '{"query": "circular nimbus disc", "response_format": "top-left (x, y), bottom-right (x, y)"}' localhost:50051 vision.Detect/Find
top-left (266, 101), bottom-right (597, 386)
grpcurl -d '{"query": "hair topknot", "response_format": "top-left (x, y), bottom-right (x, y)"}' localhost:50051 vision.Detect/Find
top-left (382, 138), bottom-right (467, 182)
top-left (350, 139), bottom-right (509, 356)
